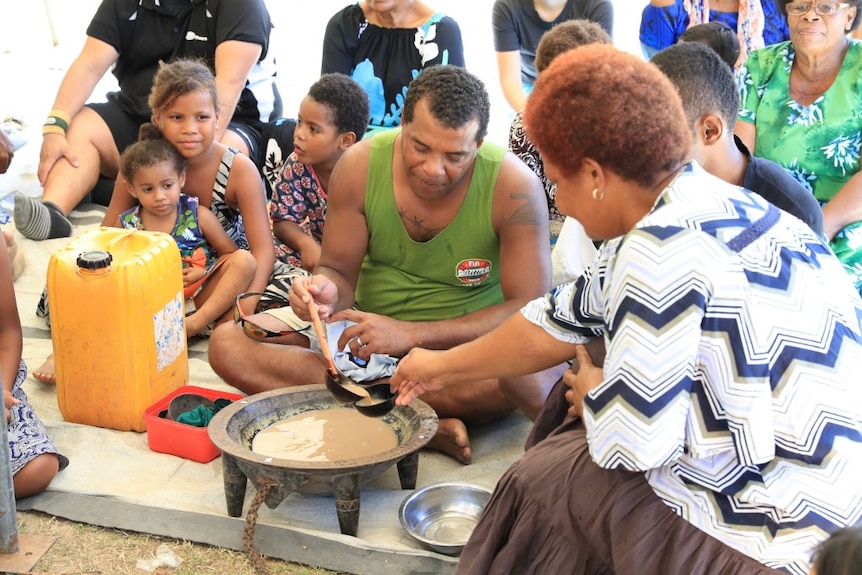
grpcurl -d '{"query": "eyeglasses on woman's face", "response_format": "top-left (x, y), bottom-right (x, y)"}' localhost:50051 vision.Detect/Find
top-left (785, 2), bottom-right (852, 16)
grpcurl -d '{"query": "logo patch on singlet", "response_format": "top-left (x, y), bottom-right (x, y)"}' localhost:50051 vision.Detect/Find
top-left (456, 259), bottom-right (492, 285)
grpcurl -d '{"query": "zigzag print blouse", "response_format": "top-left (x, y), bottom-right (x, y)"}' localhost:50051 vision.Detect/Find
top-left (522, 162), bottom-right (862, 574)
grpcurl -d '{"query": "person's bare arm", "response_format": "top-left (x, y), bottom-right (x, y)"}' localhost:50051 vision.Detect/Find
top-left (198, 205), bottom-right (238, 256)
top-left (39, 37), bottom-right (119, 184)
top-left (226, 151), bottom-right (275, 294)
top-left (101, 177), bottom-right (138, 226)
top-left (496, 50), bottom-right (527, 113)
top-left (0, 239), bottom-right (23, 416)
top-left (313, 140), bottom-right (372, 313)
top-left (273, 220), bottom-right (321, 271)
top-left (213, 40), bottom-right (262, 143)
top-left (393, 312), bottom-right (574, 404)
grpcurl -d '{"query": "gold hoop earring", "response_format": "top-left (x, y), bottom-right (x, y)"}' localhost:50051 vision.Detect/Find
top-left (592, 188), bottom-right (604, 201)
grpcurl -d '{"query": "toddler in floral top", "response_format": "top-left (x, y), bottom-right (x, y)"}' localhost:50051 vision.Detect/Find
top-left (118, 124), bottom-right (255, 336)
top-left (270, 74), bottom-right (369, 270)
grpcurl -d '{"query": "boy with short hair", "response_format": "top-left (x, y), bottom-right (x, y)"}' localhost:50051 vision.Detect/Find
top-left (269, 74), bottom-right (370, 271)
top-left (651, 41), bottom-right (824, 236)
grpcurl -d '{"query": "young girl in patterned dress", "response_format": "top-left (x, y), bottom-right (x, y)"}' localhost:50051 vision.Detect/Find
top-left (116, 124), bottom-right (255, 337)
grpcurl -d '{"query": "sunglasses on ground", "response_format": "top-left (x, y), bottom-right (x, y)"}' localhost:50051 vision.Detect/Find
top-left (233, 292), bottom-right (302, 341)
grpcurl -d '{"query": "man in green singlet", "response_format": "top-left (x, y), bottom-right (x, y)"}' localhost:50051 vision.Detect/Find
top-left (209, 65), bottom-right (563, 464)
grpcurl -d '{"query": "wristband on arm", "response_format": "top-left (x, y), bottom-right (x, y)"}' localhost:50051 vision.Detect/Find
top-left (42, 109), bottom-right (71, 136)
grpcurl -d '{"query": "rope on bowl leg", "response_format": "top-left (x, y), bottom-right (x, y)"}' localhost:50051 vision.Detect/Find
top-left (243, 479), bottom-right (278, 575)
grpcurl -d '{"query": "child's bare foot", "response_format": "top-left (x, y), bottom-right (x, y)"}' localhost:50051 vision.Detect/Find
top-left (427, 418), bottom-right (472, 464)
top-left (32, 354), bottom-right (56, 384)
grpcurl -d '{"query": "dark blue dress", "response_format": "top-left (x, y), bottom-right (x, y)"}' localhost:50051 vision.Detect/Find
top-left (639, 0), bottom-right (789, 59)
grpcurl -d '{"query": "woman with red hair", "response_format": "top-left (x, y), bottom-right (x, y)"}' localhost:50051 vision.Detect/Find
top-left (391, 44), bottom-right (862, 574)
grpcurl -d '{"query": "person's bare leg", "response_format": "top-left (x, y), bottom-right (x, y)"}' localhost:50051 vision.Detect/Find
top-left (15, 108), bottom-right (118, 239)
top-left (417, 364), bottom-right (566, 463)
top-left (43, 108), bottom-right (119, 214)
top-left (2, 228), bottom-right (24, 280)
top-left (208, 320), bottom-right (328, 394)
top-left (185, 250), bottom-right (256, 337)
top-left (13, 454), bottom-right (60, 498)
top-left (500, 363), bottom-right (568, 421)
top-left (418, 380), bottom-right (519, 465)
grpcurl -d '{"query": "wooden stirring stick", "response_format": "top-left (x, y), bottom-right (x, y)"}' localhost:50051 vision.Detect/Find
top-left (307, 299), bottom-right (338, 378)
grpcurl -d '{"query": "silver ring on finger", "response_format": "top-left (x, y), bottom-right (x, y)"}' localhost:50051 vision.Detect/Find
top-left (355, 336), bottom-right (364, 348)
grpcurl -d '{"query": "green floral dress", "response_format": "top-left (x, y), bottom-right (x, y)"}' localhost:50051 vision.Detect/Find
top-left (738, 40), bottom-right (862, 293)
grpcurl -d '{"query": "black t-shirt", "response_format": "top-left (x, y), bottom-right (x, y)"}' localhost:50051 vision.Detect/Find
top-left (491, 0), bottom-right (614, 85)
top-left (321, 4), bottom-right (465, 130)
top-left (737, 136), bottom-right (825, 237)
top-left (87, 0), bottom-right (278, 123)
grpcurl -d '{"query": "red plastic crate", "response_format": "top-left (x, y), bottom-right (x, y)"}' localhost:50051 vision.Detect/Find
top-left (144, 385), bottom-right (243, 463)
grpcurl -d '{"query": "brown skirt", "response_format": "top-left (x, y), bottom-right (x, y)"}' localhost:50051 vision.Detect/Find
top-left (458, 413), bottom-right (786, 575)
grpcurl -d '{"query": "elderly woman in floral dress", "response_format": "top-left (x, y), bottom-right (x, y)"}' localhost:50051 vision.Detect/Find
top-left (736, 0), bottom-right (862, 293)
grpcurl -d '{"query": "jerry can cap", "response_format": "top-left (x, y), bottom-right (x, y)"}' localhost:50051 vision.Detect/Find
top-left (77, 250), bottom-right (113, 270)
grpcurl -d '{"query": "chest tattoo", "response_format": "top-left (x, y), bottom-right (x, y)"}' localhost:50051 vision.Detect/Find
top-left (398, 207), bottom-right (444, 242)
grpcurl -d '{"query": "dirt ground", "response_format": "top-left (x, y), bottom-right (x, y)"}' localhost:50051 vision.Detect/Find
top-left (8, 509), bottom-right (341, 575)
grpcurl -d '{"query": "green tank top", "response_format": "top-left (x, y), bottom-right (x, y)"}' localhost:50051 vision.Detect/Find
top-left (355, 129), bottom-right (505, 321)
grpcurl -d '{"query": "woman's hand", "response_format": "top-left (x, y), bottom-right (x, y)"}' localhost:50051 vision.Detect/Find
top-left (390, 347), bottom-right (445, 405)
top-left (4, 389), bottom-right (19, 424)
top-left (563, 345), bottom-right (604, 418)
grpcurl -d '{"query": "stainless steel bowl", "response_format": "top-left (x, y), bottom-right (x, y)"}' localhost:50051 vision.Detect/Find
top-left (398, 482), bottom-right (492, 556)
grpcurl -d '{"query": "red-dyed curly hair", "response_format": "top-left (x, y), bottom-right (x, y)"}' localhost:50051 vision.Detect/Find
top-left (524, 45), bottom-right (691, 189)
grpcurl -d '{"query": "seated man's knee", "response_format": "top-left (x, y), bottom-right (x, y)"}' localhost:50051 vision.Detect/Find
top-left (208, 321), bottom-right (243, 374)
top-left (500, 365), bottom-right (564, 420)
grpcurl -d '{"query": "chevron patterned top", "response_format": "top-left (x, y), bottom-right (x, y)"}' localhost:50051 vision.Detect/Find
top-left (522, 162), bottom-right (862, 574)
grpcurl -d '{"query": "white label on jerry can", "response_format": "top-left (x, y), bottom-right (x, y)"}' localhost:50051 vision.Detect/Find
top-left (154, 291), bottom-right (186, 371)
